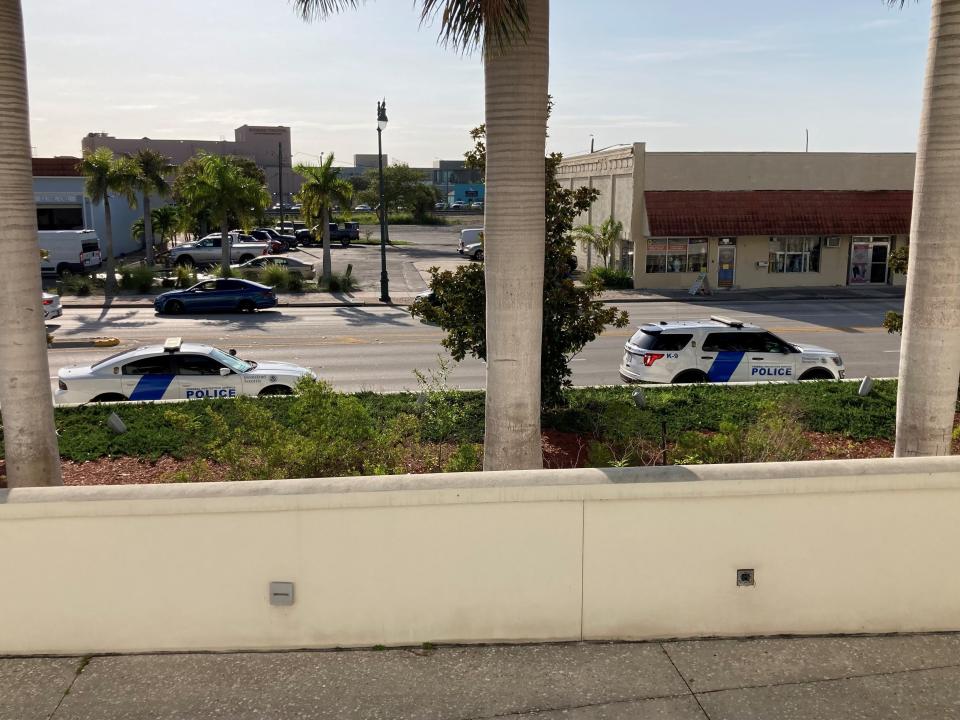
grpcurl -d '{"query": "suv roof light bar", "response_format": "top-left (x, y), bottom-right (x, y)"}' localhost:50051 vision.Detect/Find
top-left (710, 315), bottom-right (744, 328)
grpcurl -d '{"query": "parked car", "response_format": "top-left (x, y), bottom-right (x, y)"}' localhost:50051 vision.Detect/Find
top-left (434, 202), bottom-right (448, 211)
top-left (55, 337), bottom-right (316, 404)
top-left (458, 228), bottom-right (483, 252)
top-left (470, 201), bottom-right (484, 209)
top-left (449, 201), bottom-right (467, 210)
top-left (275, 221), bottom-right (307, 235)
top-left (248, 228), bottom-right (297, 251)
top-left (354, 204), bottom-right (372, 212)
top-left (168, 233), bottom-right (270, 267)
top-left (300, 222), bottom-right (360, 247)
top-left (42, 292), bottom-right (62, 321)
top-left (462, 242), bottom-right (483, 261)
top-left (618, 315), bottom-right (845, 385)
top-left (231, 256), bottom-right (316, 280)
top-left (39, 229), bottom-right (102, 276)
top-left (154, 278), bottom-right (278, 314)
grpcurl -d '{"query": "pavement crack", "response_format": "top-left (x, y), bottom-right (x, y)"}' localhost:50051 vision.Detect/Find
top-left (692, 659), bottom-right (960, 698)
top-left (47, 654), bottom-right (92, 719)
top-left (660, 643), bottom-right (713, 720)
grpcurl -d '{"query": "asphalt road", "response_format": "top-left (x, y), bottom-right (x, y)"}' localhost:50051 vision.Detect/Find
top-left (46, 297), bottom-right (903, 393)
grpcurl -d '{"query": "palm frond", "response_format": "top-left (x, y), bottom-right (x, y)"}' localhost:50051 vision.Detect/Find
top-left (291, 0), bottom-right (363, 21)
top-left (419, 0), bottom-right (528, 53)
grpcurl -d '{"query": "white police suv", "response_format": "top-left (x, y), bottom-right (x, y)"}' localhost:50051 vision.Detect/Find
top-left (619, 316), bottom-right (845, 384)
top-left (55, 338), bottom-right (316, 404)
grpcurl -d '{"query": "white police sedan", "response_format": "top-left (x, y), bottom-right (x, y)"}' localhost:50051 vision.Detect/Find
top-left (55, 338), bottom-right (316, 404)
top-left (619, 316), bottom-right (845, 384)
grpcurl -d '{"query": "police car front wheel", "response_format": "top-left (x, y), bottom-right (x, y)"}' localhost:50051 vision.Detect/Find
top-left (798, 368), bottom-right (834, 381)
top-left (259, 385), bottom-right (293, 397)
top-left (91, 393), bottom-right (127, 403)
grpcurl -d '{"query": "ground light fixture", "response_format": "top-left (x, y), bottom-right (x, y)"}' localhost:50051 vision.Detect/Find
top-left (377, 99), bottom-right (391, 303)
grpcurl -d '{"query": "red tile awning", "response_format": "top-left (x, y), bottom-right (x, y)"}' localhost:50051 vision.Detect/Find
top-left (32, 157), bottom-right (82, 177)
top-left (644, 190), bottom-right (912, 237)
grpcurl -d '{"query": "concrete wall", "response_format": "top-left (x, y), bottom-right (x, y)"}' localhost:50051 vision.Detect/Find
top-left (645, 152), bottom-right (916, 191)
top-left (3, 457), bottom-right (960, 655)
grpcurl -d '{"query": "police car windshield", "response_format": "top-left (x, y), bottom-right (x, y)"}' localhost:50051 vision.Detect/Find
top-left (209, 347), bottom-right (253, 373)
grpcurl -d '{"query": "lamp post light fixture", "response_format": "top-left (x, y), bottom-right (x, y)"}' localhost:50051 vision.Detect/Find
top-left (377, 99), bottom-right (391, 304)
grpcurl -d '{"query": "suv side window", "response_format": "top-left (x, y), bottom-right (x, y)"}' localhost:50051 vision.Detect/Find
top-left (756, 332), bottom-right (793, 353)
top-left (703, 332), bottom-right (763, 353)
top-left (653, 333), bottom-right (693, 351)
top-left (122, 355), bottom-right (174, 376)
top-left (177, 354), bottom-right (225, 376)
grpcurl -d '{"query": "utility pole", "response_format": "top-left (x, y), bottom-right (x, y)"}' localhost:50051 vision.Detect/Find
top-left (278, 142), bottom-right (284, 232)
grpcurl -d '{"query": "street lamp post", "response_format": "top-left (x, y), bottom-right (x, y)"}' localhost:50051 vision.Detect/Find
top-left (377, 99), bottom-right (391, 303)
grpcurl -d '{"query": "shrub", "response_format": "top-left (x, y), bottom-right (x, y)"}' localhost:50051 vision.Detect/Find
top-left (323, 270), bottom-right (358, 293)
top-left (119, 265), bottom-right (156, 293)
top-left (160, 277), bottom-right (176, 288)
top-left (58, 272), bottom-right (94, 296)
top-left (260, 264), bottom-right (290, 290)
top-left (673, 405), bottom-right (810, 465)
top-left (444, 444), bottom-right (482, 472)
top-left (414, 357), bottom-right (468, 471)
top-left (174, 265), bottom-right (197, 288)
top-left (286, 272), bottom-right (304, 292)
top-left (587, 266), bottom-right (633, 289)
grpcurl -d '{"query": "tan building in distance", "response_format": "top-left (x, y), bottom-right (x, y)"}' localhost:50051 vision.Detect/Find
top-left (81, 125), bottom-right (299, 200)
top-left (556, 146), bottom-right (914, 291)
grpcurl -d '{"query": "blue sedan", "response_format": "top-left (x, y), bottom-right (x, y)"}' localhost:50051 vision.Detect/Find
top-left (154, 279), bottom-right (278, 315)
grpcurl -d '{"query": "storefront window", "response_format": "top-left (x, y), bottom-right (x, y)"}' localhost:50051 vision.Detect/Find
top-left (647, 237), bottom-right (707, 273)
top-left (768, 237), bottom-right (821, 273)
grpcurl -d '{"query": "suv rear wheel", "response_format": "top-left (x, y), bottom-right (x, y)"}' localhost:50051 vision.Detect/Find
top-left (671, 369), bottom-right (708, 384)
top-left (176, 256), bottom-right (194, 267)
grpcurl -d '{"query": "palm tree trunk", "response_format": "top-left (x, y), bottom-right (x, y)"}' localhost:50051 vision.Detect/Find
top-left (103, 194), bottom-right (116, 295)
top-left (0, 0), bottom-right (62, 487)
top-left (220, 219), bottom-right (230, 276)
top-left (143, 194), bottom-right (154, 267)
top-left (322, 206), bottom-right (332, 284)
top-left (895, 0), bottom-right (960, 457)
top-left (482, 0), bottom-right (549, 470)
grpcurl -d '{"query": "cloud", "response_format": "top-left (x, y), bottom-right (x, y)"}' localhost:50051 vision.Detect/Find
top-left (557, 114), bottom-right (685, 130)
top-left (859, 17), bottom-right (901, 30)
top-left (619, 38), bottom-right (774, 64)
top-left (109, 104), bottom-right (159, 111)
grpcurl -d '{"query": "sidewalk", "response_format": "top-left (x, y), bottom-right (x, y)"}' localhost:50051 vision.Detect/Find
top-left (6, 633), bottom-right (959, 719)
top-left (63, 284), bottom-right (906, 310)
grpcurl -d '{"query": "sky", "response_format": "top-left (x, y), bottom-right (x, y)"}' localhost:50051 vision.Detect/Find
top-left (22, 0), bottom-right (932, 167)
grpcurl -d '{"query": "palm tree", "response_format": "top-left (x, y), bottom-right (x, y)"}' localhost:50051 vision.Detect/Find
top-left (0, 0), bottom-right (62, 487)
top-left (79, 148), bottom-right (138, 294)
top-left (295, 154), bottom-right (352, 285)
top-left (889, 0), bottom-right (960, 457)
top-left (130, 149), bottom-right (174, 267)
top-left (294, 0), bottom-right (547, 471)
top-left (151, 204), bottom-right (179, 253)
top-left (572, 218), bottom-right (623, 269)
top-left (175, 152), bottom-right (270, 274)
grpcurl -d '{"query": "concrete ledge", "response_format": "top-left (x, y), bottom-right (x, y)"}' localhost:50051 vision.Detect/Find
top-left (2, 457), bottom-right (959, 654)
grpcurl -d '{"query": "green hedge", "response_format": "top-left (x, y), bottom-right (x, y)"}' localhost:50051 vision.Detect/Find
top-left (4, 381), bottom-right (898, 463)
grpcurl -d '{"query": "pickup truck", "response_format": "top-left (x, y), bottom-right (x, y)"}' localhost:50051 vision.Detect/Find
top-left (168, 233), bottom-right (269, 267)
top-left (299, 222), bottom-right (360, 248)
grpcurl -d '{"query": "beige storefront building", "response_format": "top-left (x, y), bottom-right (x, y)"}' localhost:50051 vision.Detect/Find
top-left (556, 146), bottom-right (914, 291)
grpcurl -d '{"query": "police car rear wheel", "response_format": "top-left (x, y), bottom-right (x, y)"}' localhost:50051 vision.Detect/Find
top-left (259, 385), bottom-right (292, 397)
top-left (672, 370), bottom-right (708, 384)
top-left (91, 393), bottom-right (127, 403)
top-left (799, 368), bottom-right (834, 381)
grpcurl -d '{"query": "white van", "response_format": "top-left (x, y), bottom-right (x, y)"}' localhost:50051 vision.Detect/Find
top-left (458, 227), bottom-right (483, 252)
top-left (39, 230), bottom-right (102, 276)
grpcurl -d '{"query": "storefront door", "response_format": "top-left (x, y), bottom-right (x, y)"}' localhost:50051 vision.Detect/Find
top-left (717, 246), bottom-right (736, 289)
top-left (849, 238), bottom-right (890, 285)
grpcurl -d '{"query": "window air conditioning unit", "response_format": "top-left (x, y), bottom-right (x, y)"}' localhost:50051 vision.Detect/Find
top-left (825, 236), bottom-right (840, 248)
